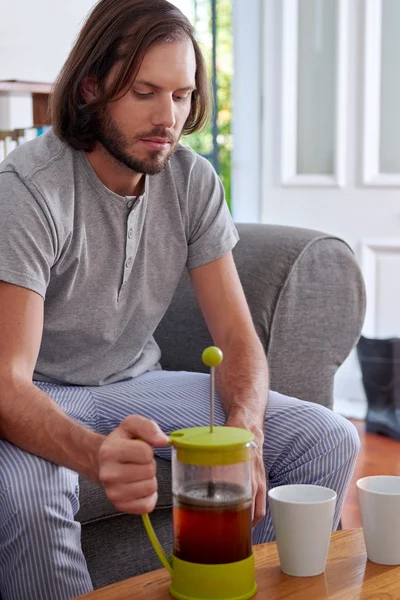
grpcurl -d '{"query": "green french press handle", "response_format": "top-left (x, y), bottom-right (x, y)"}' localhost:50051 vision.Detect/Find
top-left (140, 428), bottom-right (197, 573)
top-left (141, 513), bottom-right (173, 574)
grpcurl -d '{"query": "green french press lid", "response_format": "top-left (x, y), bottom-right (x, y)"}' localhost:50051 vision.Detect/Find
top-left (169, 426), bottom-right (254, 466)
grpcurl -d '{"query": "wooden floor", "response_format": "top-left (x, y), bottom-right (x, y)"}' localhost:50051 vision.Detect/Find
top-left (341, 419), bottom-right (400, 529)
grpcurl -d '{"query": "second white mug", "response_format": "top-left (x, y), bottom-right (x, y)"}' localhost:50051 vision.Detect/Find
top-left (357, 475), bottom-right (400, 565)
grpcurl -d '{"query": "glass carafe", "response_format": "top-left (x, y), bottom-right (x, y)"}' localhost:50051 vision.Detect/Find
top-left (172, 438), bottom-right (253, 564)
top-left (142, 426), bottom-right (257, 600)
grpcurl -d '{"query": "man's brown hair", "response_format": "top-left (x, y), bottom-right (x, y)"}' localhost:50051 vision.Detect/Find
top-left (50, 0), bottom-right (210, 151)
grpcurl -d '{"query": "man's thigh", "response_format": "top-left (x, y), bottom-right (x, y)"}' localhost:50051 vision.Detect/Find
top-left (88, 370), bottom-right (227, 437)
top-left (87, 370), bottom-right (326, 471)
top-left (33, 381), bottom-right (98, 431)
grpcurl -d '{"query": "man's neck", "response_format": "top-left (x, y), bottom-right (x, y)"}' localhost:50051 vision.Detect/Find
top-left (85, 144), bottom-right (144, 197)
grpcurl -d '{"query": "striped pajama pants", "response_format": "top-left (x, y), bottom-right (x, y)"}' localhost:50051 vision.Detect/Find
top-left (0, 370), bottom-right (360, 600)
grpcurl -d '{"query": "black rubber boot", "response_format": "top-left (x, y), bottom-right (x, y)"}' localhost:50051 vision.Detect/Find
top-left (357, 335), bottom-right (400, 441)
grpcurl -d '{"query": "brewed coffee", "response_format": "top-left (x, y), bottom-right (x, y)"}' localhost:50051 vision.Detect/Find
top-left (173, 481), bottom-right (252, 564)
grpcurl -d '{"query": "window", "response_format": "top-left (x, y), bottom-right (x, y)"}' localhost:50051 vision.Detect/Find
top-left (171, 0), bottom-right (232, 208)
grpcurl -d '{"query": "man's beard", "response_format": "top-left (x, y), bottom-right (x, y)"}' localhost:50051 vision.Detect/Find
top-left (94, 109), bottom-right (179, 175)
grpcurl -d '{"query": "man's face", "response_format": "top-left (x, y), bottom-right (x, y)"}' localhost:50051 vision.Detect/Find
top-left (95, 38), bottom-right (197, 175)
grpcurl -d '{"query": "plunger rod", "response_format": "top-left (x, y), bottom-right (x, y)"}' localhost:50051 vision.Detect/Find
top-left (210, 366), bottom-right (215, 433)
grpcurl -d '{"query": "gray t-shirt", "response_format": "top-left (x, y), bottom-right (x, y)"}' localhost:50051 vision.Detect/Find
top-left (0, 130), bottom-right (238, 385)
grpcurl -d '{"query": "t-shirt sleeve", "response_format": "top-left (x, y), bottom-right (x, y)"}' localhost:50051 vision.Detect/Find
top-left (0, 171), bottom-right (56, 298)
top-left (186, 154), bottom-right (239, 269)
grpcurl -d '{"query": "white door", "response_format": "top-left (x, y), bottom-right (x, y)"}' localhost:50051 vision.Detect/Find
top-left (260, 0), bottom-right (400, 417)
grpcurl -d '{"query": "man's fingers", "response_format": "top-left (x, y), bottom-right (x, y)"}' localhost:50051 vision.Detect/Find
top-left (105, 477), bottom-right (158, 507)
top-left (251, 452), bottom-right (267, 526)
top-left (113, 491), bottom-right (159, 515)
top-left (252, 486), bottom-right (266, 526)
top-left (99, 437), bottom-right (154, 466)
top-left (112, 415), bottom-right (169, 447)
top-left (98, 416), bottom-right (168, 516)
top-left (101, 459), bottom-right (157, 484)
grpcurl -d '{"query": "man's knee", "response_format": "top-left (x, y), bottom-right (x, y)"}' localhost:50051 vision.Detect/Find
top-left (308, 403), bottom-right (361, 462)
top-left (330, 411), bottom-right (361, 461)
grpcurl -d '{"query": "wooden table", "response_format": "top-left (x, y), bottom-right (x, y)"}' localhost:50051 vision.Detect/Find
top-left (76, 529), bottom-right (400, 599)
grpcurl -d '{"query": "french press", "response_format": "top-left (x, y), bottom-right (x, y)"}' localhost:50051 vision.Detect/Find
top-left (142, 347), bottom-right (257, 600)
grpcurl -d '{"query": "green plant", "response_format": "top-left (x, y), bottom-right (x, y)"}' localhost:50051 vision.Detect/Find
top-left (181, 0), bottom-right (232, 210)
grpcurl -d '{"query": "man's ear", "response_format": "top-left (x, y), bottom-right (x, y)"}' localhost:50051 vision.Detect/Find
top-left (81, 76), bottom-right (99, 103)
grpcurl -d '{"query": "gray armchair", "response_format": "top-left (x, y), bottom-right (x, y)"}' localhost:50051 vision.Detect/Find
top-left (76, 223), bottom-right (366, 589)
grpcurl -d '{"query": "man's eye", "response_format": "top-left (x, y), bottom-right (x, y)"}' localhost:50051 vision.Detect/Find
top-left (134, 91), bottom-right (153, 99)
top-left (173, 94), bottom-right (190, 102)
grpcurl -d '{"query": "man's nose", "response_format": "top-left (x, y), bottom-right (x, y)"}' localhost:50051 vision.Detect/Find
top-left (152, 96), bottom-right (176, 129)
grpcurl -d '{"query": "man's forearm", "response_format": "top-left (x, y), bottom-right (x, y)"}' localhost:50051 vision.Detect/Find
top-left (0, 376), bottom-right (105, 481)
top-left (215, 331), bottom-right (269, 439)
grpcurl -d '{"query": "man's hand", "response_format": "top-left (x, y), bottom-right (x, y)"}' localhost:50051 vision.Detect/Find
top-left (226, 418), bottom-right (266, 527)
top-left (250, 434), bottom-right (267, 526)
top-left (97, 415), bottom-right (169, 514)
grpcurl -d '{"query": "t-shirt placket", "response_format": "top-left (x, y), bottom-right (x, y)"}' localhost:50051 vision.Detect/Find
top-left (118, 197), bottom-right (142, 300)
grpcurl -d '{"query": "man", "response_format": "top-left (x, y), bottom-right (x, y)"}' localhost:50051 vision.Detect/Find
top-left (0, 0), bottom-right (360, 598)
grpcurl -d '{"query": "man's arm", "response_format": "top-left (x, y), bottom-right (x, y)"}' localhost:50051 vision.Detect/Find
top-left (190, 252), bottom-right (269, 523)
top-left (0, 281), bottom-right (168, 514)
top-left (190, 252), bottom-right (269, 432)
top-left (0, 281), bottom-right (105, 481)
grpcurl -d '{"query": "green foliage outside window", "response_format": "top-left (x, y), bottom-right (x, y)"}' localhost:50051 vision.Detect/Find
top-left (181, 0), bottom-right (232, 210)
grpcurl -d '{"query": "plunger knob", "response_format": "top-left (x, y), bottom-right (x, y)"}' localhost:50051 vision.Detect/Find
top-left (202, 346), bottom-right (223, 433)
top-left (202, 346), bottom-right (223, 367)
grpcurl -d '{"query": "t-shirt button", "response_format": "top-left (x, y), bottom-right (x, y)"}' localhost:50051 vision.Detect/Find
top-left (125, 257), bottom-right (132, 268)
top-left (127, 200), bottom-right (133, 209)
top-left (128, 228), bottom-right (133, 239)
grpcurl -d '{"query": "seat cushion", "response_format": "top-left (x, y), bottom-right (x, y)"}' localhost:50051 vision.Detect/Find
top-left (76, 457), bottom-right (172, 524)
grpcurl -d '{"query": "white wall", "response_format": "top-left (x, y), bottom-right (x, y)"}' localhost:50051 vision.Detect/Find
top-left (0, 0), bottom-right (97, 82)
top-left (0, 0), bottom-right (200, 84)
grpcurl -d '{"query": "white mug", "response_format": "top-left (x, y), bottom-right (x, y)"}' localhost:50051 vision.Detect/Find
top-left (268, 484), bottom-right (336, 577)
top-left (357, 475), bottom-right (400, 565)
